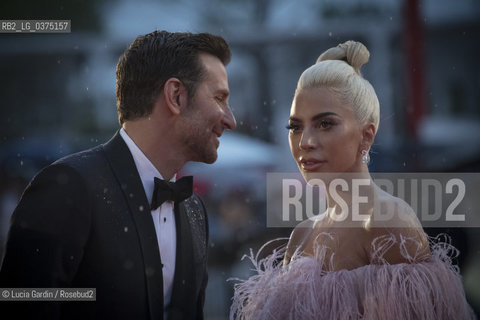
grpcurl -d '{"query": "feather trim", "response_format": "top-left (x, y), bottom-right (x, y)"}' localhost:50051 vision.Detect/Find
top-left (230, 234), bottom-right (475, 320)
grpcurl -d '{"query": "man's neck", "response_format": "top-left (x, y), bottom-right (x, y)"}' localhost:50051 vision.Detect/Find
top-left (122, 121), bottom-right (186, 180)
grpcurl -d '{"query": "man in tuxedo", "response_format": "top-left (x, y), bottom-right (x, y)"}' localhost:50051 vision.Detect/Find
top-left (0, 30), bottom-right (236, 319)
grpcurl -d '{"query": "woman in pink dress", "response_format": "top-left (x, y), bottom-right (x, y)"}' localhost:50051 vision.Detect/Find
top-left (231, 41), bottom-right (475, 320)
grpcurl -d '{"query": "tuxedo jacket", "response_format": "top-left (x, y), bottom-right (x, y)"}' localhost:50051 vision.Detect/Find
top-left (0, 132), bottom-right (209, 320)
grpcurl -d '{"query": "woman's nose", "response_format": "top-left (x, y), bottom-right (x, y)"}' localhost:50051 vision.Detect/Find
top-left (299, 127), bottom-right (318, 150)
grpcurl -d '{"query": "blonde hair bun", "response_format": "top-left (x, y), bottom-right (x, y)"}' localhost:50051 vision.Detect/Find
top-left (316, 41), bottom-right (370, 76)
top-left (296, 40), bottom-right (379, 131)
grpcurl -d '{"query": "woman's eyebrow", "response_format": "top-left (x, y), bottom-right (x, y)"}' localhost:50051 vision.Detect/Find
top-left (289, 112), bottom-right (339, 122)
top-left (311, 112), bottom-right (339, 121)
top-left (288, 116), bottom-right (301, 122)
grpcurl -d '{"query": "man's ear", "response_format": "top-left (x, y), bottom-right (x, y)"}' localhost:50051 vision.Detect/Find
top-left (163, 78), bottom-right (188, 115)
top-left (361, 123), bottom-right (376, 150)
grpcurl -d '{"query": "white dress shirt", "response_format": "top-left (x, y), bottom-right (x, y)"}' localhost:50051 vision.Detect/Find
top-left (120, 128), bottom-right (176, 308)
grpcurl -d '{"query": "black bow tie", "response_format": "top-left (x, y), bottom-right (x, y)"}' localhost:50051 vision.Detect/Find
top-left (151, 176), bottom-right (193, 210)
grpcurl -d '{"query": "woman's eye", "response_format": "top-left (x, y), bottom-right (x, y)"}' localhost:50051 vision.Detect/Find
top-left (286, 124), bottom-right (301, 132)
top-left (318, 120), bottom-right (334, 129)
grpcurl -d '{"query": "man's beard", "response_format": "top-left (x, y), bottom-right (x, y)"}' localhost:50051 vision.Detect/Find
top-left (180, 106), bottom-right (218, 164)
top-left (184, 128), bottom-right (218, 164)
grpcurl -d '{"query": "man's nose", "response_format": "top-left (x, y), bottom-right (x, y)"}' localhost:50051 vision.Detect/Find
top-left (222, 105), bottom-right (237, 130)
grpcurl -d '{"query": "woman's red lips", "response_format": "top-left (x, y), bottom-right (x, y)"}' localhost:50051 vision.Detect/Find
top-left (299, 158), bottom-right (327, 171)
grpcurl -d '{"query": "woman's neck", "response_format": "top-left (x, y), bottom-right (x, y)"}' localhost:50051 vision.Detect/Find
top-left (324, 170), bottom-right (375, 222)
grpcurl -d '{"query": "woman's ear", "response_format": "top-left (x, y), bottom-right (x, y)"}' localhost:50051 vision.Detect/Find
top-left (361, 123), bottom-right (376, 150)
top-left (163, 78), bottom-right (188, 115)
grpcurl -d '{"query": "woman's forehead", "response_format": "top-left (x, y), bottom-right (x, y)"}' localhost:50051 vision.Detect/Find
top-left (290, 87), bottom-right (353, 118)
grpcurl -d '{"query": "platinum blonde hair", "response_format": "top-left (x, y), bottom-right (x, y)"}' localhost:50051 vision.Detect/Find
top-left (296, 41), bottom-right (380, 131)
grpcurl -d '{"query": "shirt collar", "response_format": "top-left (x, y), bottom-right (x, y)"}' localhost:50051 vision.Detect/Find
top-left (119, 128), bottom-right (176, 204)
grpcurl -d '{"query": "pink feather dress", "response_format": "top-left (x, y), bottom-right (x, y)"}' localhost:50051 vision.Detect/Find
top-left (230, 233), bottom-right (475, 320)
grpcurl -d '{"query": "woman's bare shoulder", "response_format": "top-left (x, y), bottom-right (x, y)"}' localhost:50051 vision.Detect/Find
top-left (288, 218), bottom-right (315, 246)
top-left (366, 187), bottom-right (430, 263)
top-left (284, 218), bottom-right (315, 265)
top-left (370, 187), bottom-right (423, 229)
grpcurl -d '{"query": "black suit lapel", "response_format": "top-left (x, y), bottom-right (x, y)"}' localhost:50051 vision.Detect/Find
top-left (102, 132), bottom-right (164, 320)
top-left (167, 201), bottom-right (196, 318)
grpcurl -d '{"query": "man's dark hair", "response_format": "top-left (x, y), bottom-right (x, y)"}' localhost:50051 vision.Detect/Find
top-left (116, 30), bottom-right (231, 124)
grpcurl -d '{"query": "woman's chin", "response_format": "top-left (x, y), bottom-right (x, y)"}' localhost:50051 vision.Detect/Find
top-left (301, 171), bottom-right (326, 186)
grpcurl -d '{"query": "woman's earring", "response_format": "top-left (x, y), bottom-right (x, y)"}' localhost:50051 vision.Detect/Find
top-left (361, 150), bottom-right (370, 165)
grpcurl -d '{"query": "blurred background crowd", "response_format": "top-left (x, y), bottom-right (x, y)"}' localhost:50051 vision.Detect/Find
top-left (1, 0), bottom-right (479, 318)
